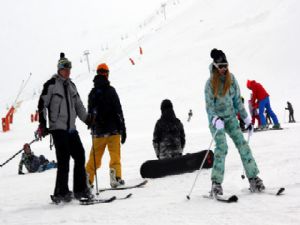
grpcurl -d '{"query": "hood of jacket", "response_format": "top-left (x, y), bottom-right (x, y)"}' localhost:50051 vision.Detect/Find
top-left (247, 80), bottom-right (257, 90)
top-left (93, 75), bottom-right (110, 88)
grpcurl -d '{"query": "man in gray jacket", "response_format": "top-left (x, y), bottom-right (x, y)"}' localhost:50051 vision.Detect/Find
top-left (37, 53), bottom-right (92, 202)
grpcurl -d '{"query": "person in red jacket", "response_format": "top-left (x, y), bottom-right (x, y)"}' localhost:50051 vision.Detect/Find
top-left (247, 80), bottom-right (280, 129)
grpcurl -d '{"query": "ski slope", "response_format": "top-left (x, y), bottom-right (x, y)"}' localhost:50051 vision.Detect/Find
top-left (1, 0), bottom-right (300, 224)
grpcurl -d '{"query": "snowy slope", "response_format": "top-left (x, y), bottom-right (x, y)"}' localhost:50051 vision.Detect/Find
top-left (1, 0), bottom-right (300, 225)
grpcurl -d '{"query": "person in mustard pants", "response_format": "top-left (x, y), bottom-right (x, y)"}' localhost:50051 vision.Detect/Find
top-left (86, 63), bottom-right (126, 188)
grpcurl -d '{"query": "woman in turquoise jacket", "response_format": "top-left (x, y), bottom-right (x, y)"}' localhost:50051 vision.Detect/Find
top-left (204, 49), bottom-right (265, 196)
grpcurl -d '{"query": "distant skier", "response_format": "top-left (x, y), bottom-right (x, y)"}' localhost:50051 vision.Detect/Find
top-left (247, 80), bottom-right (280, 129)
top-left (153, 99), bottom-right (185, 159)
top-left (18, 143), bottom-right (57, 175)
top-left (187, 109), bottom-right (193, 122)
top-left (285, 101), bottom-right (296, 123)
top-left (205, 49), bottom-right (265, 196)
top-left (248, 94), bottom-right (261, 128)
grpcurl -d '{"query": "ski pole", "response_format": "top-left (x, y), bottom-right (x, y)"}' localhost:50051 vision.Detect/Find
top-left (91, 127), bottom-right (100, 196)
top-left (186, 130), bottom-right (218, 200)
top-left (0, 138), bottom-right (38, 168)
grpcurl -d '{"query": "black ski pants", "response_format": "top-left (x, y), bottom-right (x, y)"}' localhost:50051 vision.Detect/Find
top-left (51, 130), bottom-right (88, 196)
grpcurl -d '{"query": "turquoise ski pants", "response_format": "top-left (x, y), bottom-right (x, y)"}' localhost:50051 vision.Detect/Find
top-left (209, 117), bottom-right (259, 184)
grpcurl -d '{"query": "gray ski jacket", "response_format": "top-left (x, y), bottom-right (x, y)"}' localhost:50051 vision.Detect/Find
top-left (38, 74), bottom-right (88, 131)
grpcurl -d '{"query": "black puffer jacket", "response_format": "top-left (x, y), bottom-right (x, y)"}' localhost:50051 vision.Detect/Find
top-left (88, 75), bottom-right (126, 136)
top-left (153, 100), bottom-right (185, 159)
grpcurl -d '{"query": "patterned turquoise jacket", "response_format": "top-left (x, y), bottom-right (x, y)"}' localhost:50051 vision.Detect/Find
top-left (205, 66), bottom-right (248, 125)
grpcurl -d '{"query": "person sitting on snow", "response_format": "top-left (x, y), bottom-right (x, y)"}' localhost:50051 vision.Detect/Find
top-left (153, 99), bottom-right (186, 159)
top-left (18, 143), bottom-right (57, 175)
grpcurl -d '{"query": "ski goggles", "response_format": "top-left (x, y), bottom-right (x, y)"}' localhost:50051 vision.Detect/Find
top-left (213, 62), bottom-right (228, 70)
top-left (97, 69), bottom-right (110, 75)
top-left (58, 60), bottom-right (72, 69)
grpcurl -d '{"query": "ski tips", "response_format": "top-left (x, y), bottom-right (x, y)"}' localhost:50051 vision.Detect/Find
top-left (276, 187), bottom-right (285, 196)
top-left (228, 195), bottom-right (238, 202)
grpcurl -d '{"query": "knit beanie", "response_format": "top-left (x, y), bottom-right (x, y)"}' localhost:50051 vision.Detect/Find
top-left (210, 48), bottom-right (228, 64)
top-left (57, 52), bottom-right (72, 70)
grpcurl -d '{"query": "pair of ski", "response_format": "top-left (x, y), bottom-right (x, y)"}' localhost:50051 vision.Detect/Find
top-left (50, 180), bottom-right (147, 205)
top-left (202, 187), bottom-right (285, 203)
top-left (50, 193), bottom-right (132, 205)
top-left (79, 193), bottom-right (132, 205)
top-left (79, 180), bottom-right (148, 205)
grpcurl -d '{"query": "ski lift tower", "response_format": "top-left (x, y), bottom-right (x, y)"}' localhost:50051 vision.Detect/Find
top-left (83, 50), bottom-right (91, 73)
top-left (161, 3), bottom-right (167, 20)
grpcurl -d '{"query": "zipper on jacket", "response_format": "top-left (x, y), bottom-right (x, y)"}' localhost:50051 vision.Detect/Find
top-left (63, 81), bottom-right (71, 130)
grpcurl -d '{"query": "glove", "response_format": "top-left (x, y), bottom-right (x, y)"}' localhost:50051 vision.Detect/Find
top-left (36, 124), bottom-right (49, 140)
top-left (121, 130), bottom-right (127, 144)
top-left (85, 113), bottom-right (96, 129)
top-left (212, 116), bottom-right (224, 130)
top-left (244, 116), bottom-right (254, 136)
top-left (18, 171), bottom-right (25, 175)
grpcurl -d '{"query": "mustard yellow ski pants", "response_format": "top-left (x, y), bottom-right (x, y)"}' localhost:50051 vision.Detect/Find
top-left (86, 134), bottom-right (121, 184)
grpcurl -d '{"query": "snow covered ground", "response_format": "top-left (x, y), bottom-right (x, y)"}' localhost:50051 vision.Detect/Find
top-left (1, 0), bottom-right (300, 224)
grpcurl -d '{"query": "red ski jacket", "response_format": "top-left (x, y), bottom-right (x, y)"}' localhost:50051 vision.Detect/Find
top-left (247, 80), bottom-right (269, 104)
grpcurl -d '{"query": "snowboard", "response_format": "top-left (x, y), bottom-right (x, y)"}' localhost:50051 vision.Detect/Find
top-left (140, 150), bottom-right (214, 178)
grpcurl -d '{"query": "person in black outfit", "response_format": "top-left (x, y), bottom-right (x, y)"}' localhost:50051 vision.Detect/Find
top-left (153, 99), bottom-right (185, 159)
top-left (285, 101), bottom-right (296, 123)
top-left (37, 53), bottom-right (92, 202)
top-left (187, 109), bottom-right (193, 122)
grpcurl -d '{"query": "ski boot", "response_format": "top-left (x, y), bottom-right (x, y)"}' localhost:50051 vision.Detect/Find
top-left (258, 125), bottom-right (268, 131)
top-left (249, 176), bottom-right (265, 192)
top-left (51, 191), bottom-right (73, 204)
top-left (272, 123), bottom-right (281, 129)
top-left (110, 168), bottom-right (125, 188)
top-left (74, 188), bottom-right (94, 200)
top-left (211, 181), bottom-right (223, 196)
